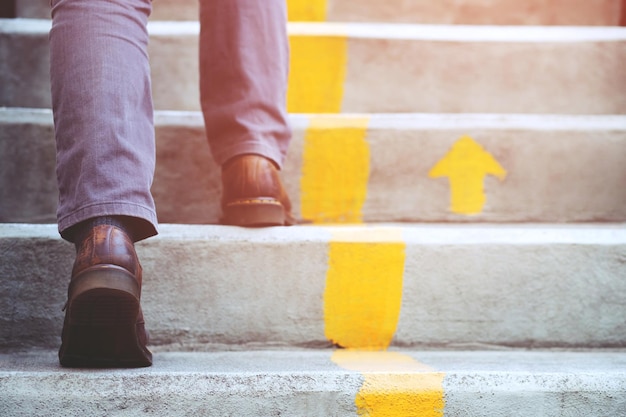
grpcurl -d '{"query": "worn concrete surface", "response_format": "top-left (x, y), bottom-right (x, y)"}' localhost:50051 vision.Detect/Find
top-left (2, 108), bottom-right (625, 224)
top-left (15, 0), bottom-right (625, 25)
top-left (1, 223), bottom-right (625, 350)
top-left (2, 19), bottom-right (626, 113)
top-left (1, 350), bottom-right (625, 416)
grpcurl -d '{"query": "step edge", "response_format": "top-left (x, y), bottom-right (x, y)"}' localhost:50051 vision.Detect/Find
top-left (2, 223), bottom-right (625, 244)
top-left (3, 107), bottom-right (626, 131)
top-left (4, 18), bottom-right (626, 42)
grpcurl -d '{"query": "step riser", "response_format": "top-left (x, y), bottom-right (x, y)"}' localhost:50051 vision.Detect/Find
top-left (2, 351), bottom-right (625, 417)
top-left (2, 109), bottom-right (625, 224)
top-left (2, 224), bottom-right (625, 350)
top-left (16, 0), bottom-right (625, 25)
top-left (2, 20), bottom-right (626, 114)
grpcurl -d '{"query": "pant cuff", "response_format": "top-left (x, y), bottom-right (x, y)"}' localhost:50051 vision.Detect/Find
top-left (58, 202), bottom-right (158, 243)
top-left (210, 134), bottom-right (288, 169)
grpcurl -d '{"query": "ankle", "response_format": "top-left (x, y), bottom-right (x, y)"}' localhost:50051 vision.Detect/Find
top-left (73, 216), bottom-right (136, 249)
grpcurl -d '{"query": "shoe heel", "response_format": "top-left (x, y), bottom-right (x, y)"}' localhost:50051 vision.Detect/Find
top-left (223, 198), bottom-right (286, 226)
top-left (59, 266), bottom-right (151, 368)
top-left (68, 265), bottom-right (141, 314)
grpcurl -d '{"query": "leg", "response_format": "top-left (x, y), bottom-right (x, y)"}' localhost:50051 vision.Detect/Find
top-left (199, 0), bottom-right (294, 225)
top-left (199, 0), bottom-right (291, 168)
top-left (50, 0), bottom-right (157, 242)
top-left (50, 0), bottom-right (154, 367)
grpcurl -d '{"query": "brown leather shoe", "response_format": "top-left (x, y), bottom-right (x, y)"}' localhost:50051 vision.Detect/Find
top-left (59, 224), bottom-right (152, 367)
top-left (221, 154), bottom-right (295, 226)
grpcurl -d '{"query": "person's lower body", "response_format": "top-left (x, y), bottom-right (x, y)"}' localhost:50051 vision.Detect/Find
top-left (199, 0), bottom-right (294, 226)
top-left (50, 0), bottom-right (156, 367)
top-left (50, 0), bottom-right (294, 367)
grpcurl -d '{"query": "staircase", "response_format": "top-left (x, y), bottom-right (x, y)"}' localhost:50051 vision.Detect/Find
top-left (2, 0), bottom-right (626, 415)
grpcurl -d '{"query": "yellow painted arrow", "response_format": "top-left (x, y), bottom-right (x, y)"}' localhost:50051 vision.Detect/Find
top-left (429, 135), bottom-right (506, 215)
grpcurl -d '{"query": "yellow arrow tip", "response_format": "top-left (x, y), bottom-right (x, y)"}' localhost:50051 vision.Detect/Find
top-left (429, 135), bottom-right (507, 215)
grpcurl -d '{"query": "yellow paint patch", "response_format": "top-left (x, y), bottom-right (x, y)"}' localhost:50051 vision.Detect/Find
top-left (332, 351), bottom-right (446, 417)
top-left (323, 228), bottom-right (445, 415)
top-left (300, 116), bottom-right (370, 223)
top-left (323, 228), bottom-right (446, 416)
top-left (324, 227), bottom-right (405, 350)
top-left (429, 135), bottom-right (506, 215)
top-left (287, 0), bottom-right (327, 21)
top-left (356, 371), bottom-right (446, 417)
top-left (287, 34), bottom-right (347, 113)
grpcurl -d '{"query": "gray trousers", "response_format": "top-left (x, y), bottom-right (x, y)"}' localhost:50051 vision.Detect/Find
top-left (49, 0), bottom-right (292, 241)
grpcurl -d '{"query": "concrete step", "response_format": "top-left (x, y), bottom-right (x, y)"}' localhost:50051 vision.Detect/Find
top-left (2, 19), bottom-right (626, 114)
top-left (1, 350), bottom-right (625, 416)
top-left (2, 223), bottom-right (625, 351)
top-left (16, 0), bottom-right (626, 26)
top-left (2, 108), bottom-right (625, 224)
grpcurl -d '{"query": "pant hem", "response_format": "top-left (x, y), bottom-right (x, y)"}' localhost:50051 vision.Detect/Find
top-left (211, 134), bottom-right (288, 169)
top-left (58, 202), bottom-right (158, 242)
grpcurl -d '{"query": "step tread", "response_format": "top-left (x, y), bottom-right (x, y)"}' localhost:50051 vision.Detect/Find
top-left (2, 223), bottom-right (625, 351)
top-left (2, 350), bottom-right (625, 416)
top-left (3, 108), bottom-right (626, 225)
top-left (3, 19), bottom-right (626, 114)
top-left (4, 349), bottom-right (626, 375)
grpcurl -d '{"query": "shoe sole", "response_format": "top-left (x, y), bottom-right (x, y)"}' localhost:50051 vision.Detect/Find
top-left (222, 198), bottom-right (293, 226)
top-left (59, 265), bottom-right (152, 368)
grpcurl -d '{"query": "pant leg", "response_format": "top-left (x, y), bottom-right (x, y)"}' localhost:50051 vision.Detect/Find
top-left (199, 0), bottom-right (292, 169)
top-left (50, 0), bottom-right (158, 242)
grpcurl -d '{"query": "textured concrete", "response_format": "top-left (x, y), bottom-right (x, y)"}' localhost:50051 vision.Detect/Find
top-left (3, 108), bottom-right (625, 224)
top-left (1, 350), bottom-right (625, 416)
top-left (2, 19), bottom-right (626, 113)
top-left (15, 0), bottom-right (625, 25)
top-left (1, 223), bottom-right (625, 350)
top-left (323, 0), bottom-right (625, 25)
top-left (0, 108), bottom-right (57, 223)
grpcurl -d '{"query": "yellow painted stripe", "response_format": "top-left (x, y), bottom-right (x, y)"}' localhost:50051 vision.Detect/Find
top-left (323, 227), bottom-right (445, 415)
top-left (332, 351), bottom-right (446, 417)
top-left (300, 116), bottom-right (370, 223)
top-left (323, 227), bottom-right (405, 350)
top-left (287, 0), bottom-right (327, 21)
top-left (287, 33), bottom-right (347, 113)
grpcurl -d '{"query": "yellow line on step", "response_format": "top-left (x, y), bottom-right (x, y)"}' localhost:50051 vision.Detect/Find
top-left (287, 0), bottom-right (327, 21)
top-left (287, 33), bottom-right (348, 113)
top-left (324, 227), bottom-right (405, 350)
top-left (323, 227), bottom-right (446, 416)
top-left (300, 116), bottom-right (370, 223)
top-left (332, 351), bottom-right (446, 417)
